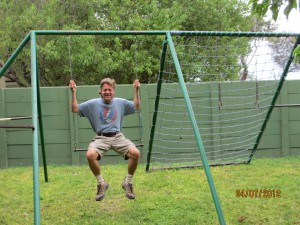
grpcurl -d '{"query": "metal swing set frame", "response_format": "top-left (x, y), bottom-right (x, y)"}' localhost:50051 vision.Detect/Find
top-left (0, 30), bottom-right (160, 225)
top-left (1, 30), bottom-right (299, 225)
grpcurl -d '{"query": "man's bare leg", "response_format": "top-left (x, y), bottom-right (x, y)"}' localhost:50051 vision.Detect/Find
top-left (122, 147), bottom-right (140, 199)
top-left (86, 148), bottom-right (108, 201)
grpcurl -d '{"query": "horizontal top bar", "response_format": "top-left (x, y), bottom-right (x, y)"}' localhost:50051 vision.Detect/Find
top-left (34, 30), bottom-right (167, 35)
top-left (32, 30), bottom-right (300, 37)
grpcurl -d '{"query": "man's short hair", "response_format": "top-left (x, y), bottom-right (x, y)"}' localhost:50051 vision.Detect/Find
top-left (100, 78), bottom-right (116, 90)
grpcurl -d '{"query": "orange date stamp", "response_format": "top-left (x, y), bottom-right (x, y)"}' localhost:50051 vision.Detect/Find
top-left (236, 189), bottom-right (281, 198)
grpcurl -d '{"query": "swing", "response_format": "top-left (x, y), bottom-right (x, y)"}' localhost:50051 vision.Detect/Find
top-left (67, 36), bottom-right (144, 152)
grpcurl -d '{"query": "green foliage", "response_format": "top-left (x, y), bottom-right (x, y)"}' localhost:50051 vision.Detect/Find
top-left (166, 35), bottom-right (252, 83)
top-left (0, 0), bottom-right (255, 86)
top-left (293, 45), bottom-right (300, 63)
top-left (179, 0), bottom-right (253, 32)
top-left (249, 0), bottom-right (300, 63)
top-left (0, 157), bottom-right (299, 224)
top-left (249, 0), bottom-right (298, 21)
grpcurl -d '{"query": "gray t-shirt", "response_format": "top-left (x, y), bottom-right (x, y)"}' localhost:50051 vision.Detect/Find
top-left (78, 97), bottom-right (135, 134)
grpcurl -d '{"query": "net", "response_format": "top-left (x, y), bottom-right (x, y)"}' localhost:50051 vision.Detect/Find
top-left (147, 33), bottom-right (299, 170)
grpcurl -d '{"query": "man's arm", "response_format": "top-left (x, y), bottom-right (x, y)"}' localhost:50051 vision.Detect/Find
top-left (133, 79), bottom-right (141, 110)
top-left (69, 80), bottom-right (79, 113)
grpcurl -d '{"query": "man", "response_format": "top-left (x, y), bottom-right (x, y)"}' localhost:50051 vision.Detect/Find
top-left (69, 78), bottom-right (141, 201)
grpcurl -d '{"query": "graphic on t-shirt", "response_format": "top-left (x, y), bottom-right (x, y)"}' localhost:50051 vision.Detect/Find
top-left (100, 107), bottom-right (117, 124)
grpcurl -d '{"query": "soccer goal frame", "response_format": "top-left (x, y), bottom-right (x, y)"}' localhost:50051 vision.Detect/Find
top-left (146, 31), bottom-right (300, 171)
top-left (0, 30), bottom-right (299, 225)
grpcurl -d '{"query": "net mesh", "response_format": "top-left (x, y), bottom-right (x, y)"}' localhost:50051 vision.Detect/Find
top-left (148, 34), bottom-right (298, 170)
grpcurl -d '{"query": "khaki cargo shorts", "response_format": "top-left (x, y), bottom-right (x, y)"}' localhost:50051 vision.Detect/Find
top-left (88, 132), bottom-right (135, 160)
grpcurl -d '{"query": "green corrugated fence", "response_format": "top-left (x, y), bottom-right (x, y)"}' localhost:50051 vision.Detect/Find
top-left (0, 81), bottom-right (300, 168)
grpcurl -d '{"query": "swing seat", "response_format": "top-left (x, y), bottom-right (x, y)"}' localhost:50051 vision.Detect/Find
top-left (73, 148), bottom-right (88, 152)
top-left (73, 143), bottom-right (144, 152)
top-left (135, 144), bottom-right (144, 147)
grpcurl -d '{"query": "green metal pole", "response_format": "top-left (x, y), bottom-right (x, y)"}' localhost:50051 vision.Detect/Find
top-left (30, 31), bottom-right (41, 225)
top-left (169, 30), bottom-right (300, 37)
top-left (0, 32), bottom-right (30, 78)
top-left (34, 30), bottom-right (167, 36)
top-left (31, 30), bottom-right (300, 37)
top-left (146, 36), bottom-right (168, 172)
top-left (36, 59), bottom-right (48, 182)
top-left (247, 35), bottom-right (300, 164)
top-left (166, 32), bottom-right (226, 225)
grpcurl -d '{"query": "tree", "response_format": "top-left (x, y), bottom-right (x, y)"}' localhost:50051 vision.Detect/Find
top-left (249, 0), bottom-right (298, 21)
top-left (269, 36), bottom-right (300, 72)
top-left (249, 0), bottom-right (300, 62)
top-left (0, 0), bottom-right (255, 86)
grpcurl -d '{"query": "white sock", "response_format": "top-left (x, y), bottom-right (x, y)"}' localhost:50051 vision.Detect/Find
top-left (96, 175), bottom-right (104, 184)
top-left (125, 174), bottom-right (133, 184)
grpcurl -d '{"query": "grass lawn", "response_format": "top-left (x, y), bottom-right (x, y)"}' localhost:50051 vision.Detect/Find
top-left (0, 157), bottom-right (299, 225)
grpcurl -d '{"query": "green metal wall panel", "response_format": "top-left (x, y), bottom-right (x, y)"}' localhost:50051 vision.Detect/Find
top-left (0, 89), bottom-right (8, 168)
top-left (252, 148), bottom-right (283, 158)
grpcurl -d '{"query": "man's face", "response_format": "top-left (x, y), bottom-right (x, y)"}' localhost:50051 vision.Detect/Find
top-left (100, 83), bottom-right (115, 103)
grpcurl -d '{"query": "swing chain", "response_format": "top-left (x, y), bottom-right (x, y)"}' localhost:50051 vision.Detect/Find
top-left (134, 36), bottom-right (144, 148)
top-left (255, 81), bottom-right (260, 108)
top-left (68, 36), bottom-right (78, 151)
top-left (218, 82), bottom-right (222, 110)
